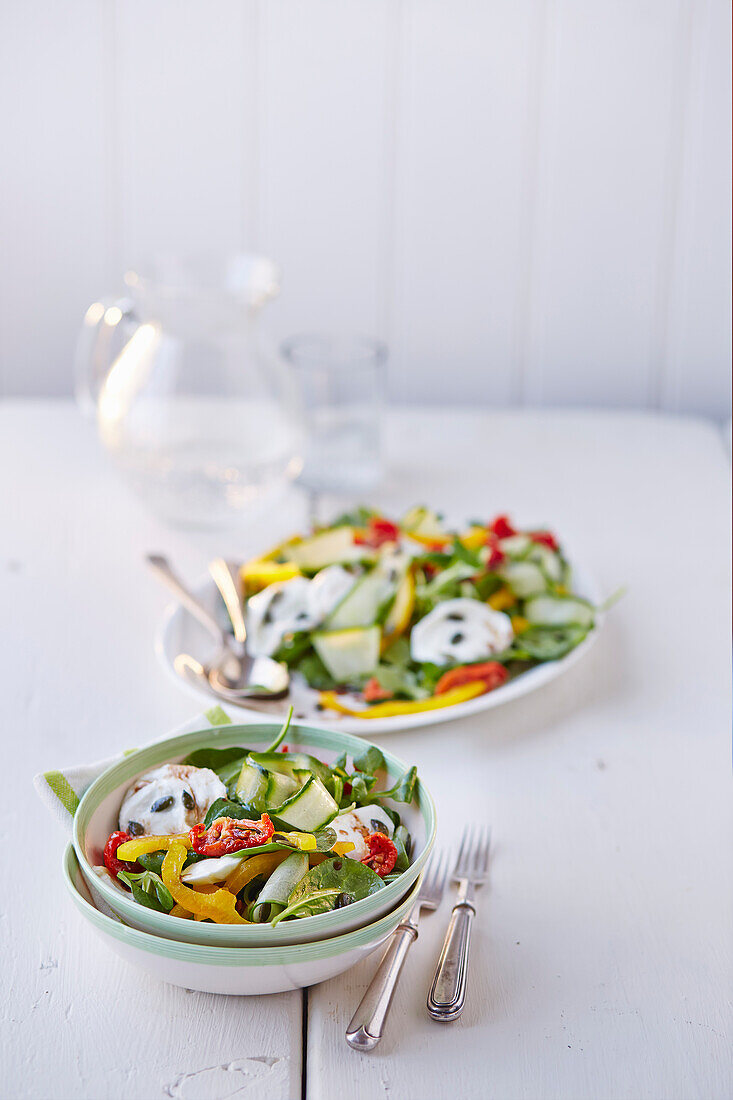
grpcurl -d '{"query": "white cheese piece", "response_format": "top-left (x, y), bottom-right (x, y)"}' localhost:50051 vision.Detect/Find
top-left (410, 597), bottom-right (514, 666)
top-left (246, 577), bottom-right (317, 656)
top-left (118, 764), bottom-right (226, 837)
top-left (333, 805), bottom-right (394, 862)
top-left (308, 565), bottom-right (356, 622)
top-left (181, 853), bottom-right (245, 885)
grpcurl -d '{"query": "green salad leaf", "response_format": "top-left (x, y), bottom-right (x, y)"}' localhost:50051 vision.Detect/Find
top-left (117, 870), bottom-right (175, 913)
top-left (272, 855), bottom-right (384, 923)
top-left (183, 746), bottom-right (249, 787)
top-left (354, 746), bottom-right (386, 775)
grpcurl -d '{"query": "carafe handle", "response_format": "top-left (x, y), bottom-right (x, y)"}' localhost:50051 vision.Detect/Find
top-left (74, 297), bottom-right (137, 417)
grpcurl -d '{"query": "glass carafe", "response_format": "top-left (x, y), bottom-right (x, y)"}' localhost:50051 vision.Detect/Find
top-left (75, 254), bottom-right (302, 527)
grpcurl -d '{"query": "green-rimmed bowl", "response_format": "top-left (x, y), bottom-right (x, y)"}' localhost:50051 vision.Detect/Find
top-left (72, 722), bottom-right (436, 947)
top-left (64, 844), bottom-right (423, 994)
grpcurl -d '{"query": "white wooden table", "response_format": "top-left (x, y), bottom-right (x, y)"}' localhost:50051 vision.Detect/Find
top-left (1, 401), bottom-right (731, 1100)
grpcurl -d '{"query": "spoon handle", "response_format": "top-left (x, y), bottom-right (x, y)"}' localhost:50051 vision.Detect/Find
top-left (146, 554), bottom-right (227, 647)
top-left (209, 559), bottom-right (247, 645)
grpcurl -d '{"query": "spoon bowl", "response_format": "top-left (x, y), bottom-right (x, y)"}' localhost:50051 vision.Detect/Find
top-left (147, 553), bottom-right (290, 702)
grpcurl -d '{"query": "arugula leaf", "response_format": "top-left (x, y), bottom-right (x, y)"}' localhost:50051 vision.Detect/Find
top-left (117, 870), bottom-right (175, 913)
top-left (331, 752), bottom-right (348, 772)
top-left (354, 746), bottom-right (386, 774)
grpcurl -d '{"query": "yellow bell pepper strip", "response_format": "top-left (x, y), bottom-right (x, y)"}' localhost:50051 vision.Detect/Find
top-left (224, 851), bottom-right (289, 897)
top-left (488, 586), bottom-right (515, 612)
top-left (332, 841), bottom-right (355, 856)
top-left (162, 842), bottom-right (249, 924)
top-left (459, 526), bottom-right (488, 550)
top-left (275, 831), bottom-right (317, 852)
top-left (511, 614), bottom-right (530, 634)
top-left (170, 903), bottom-right (193, 919)
top-left (240, 558), bottom-right (301, 596)
top-left (381, 571), bottom-right (416, 652)
top-left (116, 834), bottom-right (191, 861)
top-left (318, 681), bottom-right (486, 719)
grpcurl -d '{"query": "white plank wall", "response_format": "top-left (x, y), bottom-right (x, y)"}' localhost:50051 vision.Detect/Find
top-left (0, 0), bottom-right (729, 417)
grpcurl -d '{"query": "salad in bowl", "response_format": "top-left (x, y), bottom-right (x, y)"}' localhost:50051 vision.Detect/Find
top-left (75, 715), bottom-right (433, 945)
top-left (235, 506), bottom-right (603, 720)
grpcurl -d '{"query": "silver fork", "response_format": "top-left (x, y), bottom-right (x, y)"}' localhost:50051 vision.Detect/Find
top-left (427, 824), bottom-right (491, 1022)
top-left (346, 850), bottom-right (447, 1052)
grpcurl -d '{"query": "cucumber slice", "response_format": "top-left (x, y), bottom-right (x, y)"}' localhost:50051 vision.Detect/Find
top-left (312, 626), bottom-right (381, 682)
top-left (327, 570), bottom-right (389, 629)
top-left (514, 625), bottom-right (588, 660)
top-left (524, 595), bottom-right (595, 628)
top-left (288, 528), bottom-right (372, 571)
top-left (327, 553), bottom-right (407, 629)
top-left (274, 776), bottom-right (338, 832)
top-left (526, 543), bottom-right (563, 582)
top-left (249, 851), bottom-right (309, 922)
top-left (247, 752), bottom-right (331, 786)
top-left (500, 560), bottom-right (548, 598)
top-left (235, 760), bottom-right (268, 811)
top-left (265, 770), bottom-right (299, 809)
top-left (401, 505), bottom-right (445, 539)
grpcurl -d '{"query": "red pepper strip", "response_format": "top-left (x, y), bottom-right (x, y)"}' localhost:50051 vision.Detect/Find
top-left (364, 677), bottom-right (394, 703)
top-left (361, 833), bottom-right (398, 876)
top-left (189, 814), bottom-right (274, 858)
top-left (529, 530), bottom-right (560, 551)
top-left (490, 515), bottom-right (516, 539)
top-left (103, 831), bottom-right (138, 880)
top-left (354, 517), bottom-right (400, 548)
top-left (433, 662), bottom-right (508, 696)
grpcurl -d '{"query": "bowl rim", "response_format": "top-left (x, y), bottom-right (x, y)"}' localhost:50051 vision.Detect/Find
top-left (63, 843), bottom-right (422, 966)
top-left (72, 720), bottom-right (436, 943)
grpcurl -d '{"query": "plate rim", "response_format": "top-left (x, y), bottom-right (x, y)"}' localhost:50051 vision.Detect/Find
top-left (155, 563), bottom-right (605, 735)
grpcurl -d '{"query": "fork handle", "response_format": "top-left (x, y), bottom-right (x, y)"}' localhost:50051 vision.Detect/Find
top-left (346, 922), bottom-right (417, 1052)
top-left (427, 901), bottom-right (475, 1021)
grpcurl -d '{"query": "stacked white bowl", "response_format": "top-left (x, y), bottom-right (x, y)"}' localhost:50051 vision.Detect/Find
top-left (67, 723), bottom-right (436, 994)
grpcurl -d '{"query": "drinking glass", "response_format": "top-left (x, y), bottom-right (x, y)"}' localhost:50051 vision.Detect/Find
top-left (282, 334), bottom-right (386, 495)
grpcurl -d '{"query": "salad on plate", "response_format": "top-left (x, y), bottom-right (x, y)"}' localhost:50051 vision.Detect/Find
top-left (236, 506), bottom-right (602, 719)
top-left (98, 711), bottom-right (418, 926)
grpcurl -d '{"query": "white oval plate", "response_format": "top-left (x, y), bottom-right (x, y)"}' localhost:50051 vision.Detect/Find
top-left (156, 564), bottom-right (604, 736)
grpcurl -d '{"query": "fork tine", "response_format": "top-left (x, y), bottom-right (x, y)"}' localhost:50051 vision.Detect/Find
top-left (475, 825), bottom-right (491, 873)
top-left (454, 824), bottom-right (471, 873)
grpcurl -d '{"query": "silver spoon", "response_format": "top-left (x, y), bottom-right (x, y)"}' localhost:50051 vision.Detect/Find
top-left (147, 553), bottom-right (289, 701)
top-left (173, 651), bottom-right (286, 713)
